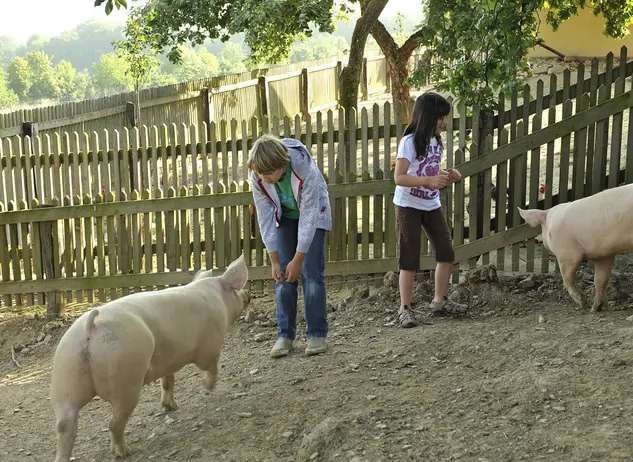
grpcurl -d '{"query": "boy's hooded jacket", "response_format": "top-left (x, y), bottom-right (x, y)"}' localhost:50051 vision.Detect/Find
top-left (250, 138), bottom-right (332, 254)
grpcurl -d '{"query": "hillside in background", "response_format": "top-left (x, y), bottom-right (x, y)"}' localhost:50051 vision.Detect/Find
top-left (0, 9), bottom-right (424, 111)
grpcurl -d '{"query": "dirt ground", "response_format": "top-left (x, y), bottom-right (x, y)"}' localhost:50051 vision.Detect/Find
top-left (3, 259), bottom-right (633, 462)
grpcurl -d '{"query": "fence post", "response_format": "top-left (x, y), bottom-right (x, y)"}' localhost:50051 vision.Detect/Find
top-left (126, 101), bottom-right (138, 128)
top-left (336, 61), bottom-right (342, 107)
top-left (39, 204), bottom-right (64, 318)
top-left (22, 122), bottom-right (39, 204)
top-left (301, 68), bottom-right (310, 121)
top-left (201, 88), bottom-right (211, 139)
top-left (258, 76), bottom-right (269, 119)
top-left (385, 57), bottom-right (391, 94)
top-left (362, 57), bottom-right (369, 101)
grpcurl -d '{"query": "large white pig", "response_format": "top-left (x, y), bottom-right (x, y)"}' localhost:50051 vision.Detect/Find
top-left (50, 255), bottom-right (251, 462)
top-left (518, 183), bottom-right (633, 313)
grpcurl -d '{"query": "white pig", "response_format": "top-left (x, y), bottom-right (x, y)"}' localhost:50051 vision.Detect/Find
top-left (50, 255), bottom-right (251, 462)
top-left (518, 183), bottom-right (633, 313)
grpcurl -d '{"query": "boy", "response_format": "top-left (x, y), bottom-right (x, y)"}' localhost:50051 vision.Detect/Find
top-left (248, 134), bottom-right (332, 357)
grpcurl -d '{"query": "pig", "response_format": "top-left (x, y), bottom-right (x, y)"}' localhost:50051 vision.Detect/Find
top-left (518, 183), bottom-right (633, 313)
top-left (50, 255), bottom-right (251, 462)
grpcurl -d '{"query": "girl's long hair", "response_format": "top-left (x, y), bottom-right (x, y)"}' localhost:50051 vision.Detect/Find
top-left (404, 92), bottom-right (451, 160)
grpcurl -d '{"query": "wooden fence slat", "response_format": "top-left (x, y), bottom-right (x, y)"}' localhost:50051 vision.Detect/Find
top-left (95, 193), bottom-right (106, 302)
top-left (526, 114), bottom-right (542, 273)
top-left (495, 130), bottom-right (508, 272)
top-left (481, 136), bottom-right (493, 266)
top-left (106, 192), bottom-right (118, 299)
top-left (609, 78), bottom-right (626, 189)
top-left (592, 86), bottom-right (609, 194)
top-left (573, 95), bottom-right (591, 201)
top-left (511, 121), bottom-right (525, 272)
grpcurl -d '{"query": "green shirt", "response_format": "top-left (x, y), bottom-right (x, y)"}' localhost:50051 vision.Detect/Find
top-left (275, 165), bottom-right (300, 219)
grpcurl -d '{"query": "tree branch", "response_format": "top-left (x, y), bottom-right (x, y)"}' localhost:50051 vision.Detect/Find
top-left (370, 20), bottom-right (399, 58)
top-left (401, 27), bottom-right (430, 56)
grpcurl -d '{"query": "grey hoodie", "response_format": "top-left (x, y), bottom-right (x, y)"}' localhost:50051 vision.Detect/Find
top-left (250, 138), bottom-right (332, 254)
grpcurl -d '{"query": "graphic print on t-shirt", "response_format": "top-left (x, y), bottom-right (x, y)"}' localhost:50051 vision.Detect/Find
top-left (409, 141), bottom-right (441, 200)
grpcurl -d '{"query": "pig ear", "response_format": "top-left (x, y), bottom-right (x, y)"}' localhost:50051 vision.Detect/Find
top-left (193, 269), bottom-right (213, 281)
top-left (220, 255), bottom-right (248, 291)
top-left (518, 207), bottom-right (547, 227)
top-left (193, 269), bottom-right (204, 281)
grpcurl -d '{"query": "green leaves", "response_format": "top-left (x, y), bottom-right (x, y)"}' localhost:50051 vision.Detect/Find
top-left (113, 6), bottom-right (162, 92)
top-left (95, 0), bottom-right (128, 16)
top-left (116, 0), bottom-right (350, 67)
top-left (411, 0), bottom-right (633, 110)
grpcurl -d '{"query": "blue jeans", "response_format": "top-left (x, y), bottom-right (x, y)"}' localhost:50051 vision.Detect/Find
top-left (275, 217), bottom-right (328, 340)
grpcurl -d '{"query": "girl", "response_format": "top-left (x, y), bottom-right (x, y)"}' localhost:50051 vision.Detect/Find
top-left (393, 92), bottom-right (469, 328)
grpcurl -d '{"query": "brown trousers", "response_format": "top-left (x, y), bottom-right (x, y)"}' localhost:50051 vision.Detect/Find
top-left (395, 205), bottom-right (455, 271)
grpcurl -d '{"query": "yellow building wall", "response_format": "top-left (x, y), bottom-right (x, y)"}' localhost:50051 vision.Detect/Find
top-left (529, 8), bottom-right (633, 59)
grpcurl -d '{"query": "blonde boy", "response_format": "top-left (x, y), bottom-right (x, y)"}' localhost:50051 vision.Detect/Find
top-left (248, 135), bottom-right (332, 357)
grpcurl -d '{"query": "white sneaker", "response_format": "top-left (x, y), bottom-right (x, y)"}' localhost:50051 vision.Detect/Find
top-left (270, 338), bottom-right (293, 358)
top-left (305, 337), bottom-right (327, 356)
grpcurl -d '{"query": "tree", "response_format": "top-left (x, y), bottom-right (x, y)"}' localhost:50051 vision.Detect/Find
top-left (7, 56), bottom-right (32, 101)
top-left (25, 51), bottom-right (61, 100)
top-left (92, 52), bottom-right (133, 95)
top-left (0, 35), bottom-right (19, 68)
top-left (162, 47), bottom-right (221, 82)
top-left (6, 52), bottom-right (62, 102)
top-left (218, 42), bottom-right (248, 74)
top-left (56, 60), bottom-right (90, 101)
top-left (0, 67), bottom-right (19, 110)
top-left (113, 6), bottom-right (162, 125)
top-left (289, 34), bottom-right (348, 63)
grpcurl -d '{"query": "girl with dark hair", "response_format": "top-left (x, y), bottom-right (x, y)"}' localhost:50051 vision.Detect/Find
top-left (393, 92), bottom-right (469, 328)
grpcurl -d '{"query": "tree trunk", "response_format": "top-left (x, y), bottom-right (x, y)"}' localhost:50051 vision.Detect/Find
top-left (338, 0), bottom-right (390, 172)
top-left (367, 19), bottom-right (430, 123)
top-left (388, 54), bottom-right (412, 121)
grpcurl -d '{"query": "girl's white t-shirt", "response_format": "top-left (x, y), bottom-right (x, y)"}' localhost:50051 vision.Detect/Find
top-left (393, 133), bottom-right (444, 211)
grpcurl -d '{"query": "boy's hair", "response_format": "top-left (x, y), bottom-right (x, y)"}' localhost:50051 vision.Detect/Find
top-left (247, 134), bottom-right (290, 174)
top-left (404, 92), bottom-right (451, 161)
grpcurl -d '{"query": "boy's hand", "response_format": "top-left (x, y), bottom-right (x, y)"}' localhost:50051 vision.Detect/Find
top-left (285, 252), bottom-right (306, 283)
top-left (285, 258), bottom-right (302, 283)
top-left (271, 262), bottom-right (284, 282)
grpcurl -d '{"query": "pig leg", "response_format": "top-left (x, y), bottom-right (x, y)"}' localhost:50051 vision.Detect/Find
top-left (558, 256), bottom-right (586, 309)
top-left (591, 255), bottom-right (615, 313)
top-left (51, 347), bottom-right (97, 462)
top-left (203, 353), bottom-right (221, 391)
top-left (53, 405), bottom-right (81, 462)
top-left (108, 387), bottom-right (142, 458)
top-left (160, 374), bottom-right (178, 411)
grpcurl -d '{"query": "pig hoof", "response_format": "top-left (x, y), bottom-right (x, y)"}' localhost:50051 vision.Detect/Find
top-left (161, 400), bottom-right (179, 411)
top-left (205, 376), bottom-right (218, 391)
top-left (111, 441), bottom-right (131, 458)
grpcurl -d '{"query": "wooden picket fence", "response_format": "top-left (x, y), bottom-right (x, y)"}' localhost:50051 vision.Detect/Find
top-left (0, 53), bottom-right (408, 154)
top-left (0, 47), bottom-right (633, 313)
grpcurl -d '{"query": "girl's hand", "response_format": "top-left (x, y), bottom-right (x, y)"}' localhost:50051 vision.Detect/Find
top-left (447, 168), bottom-right (461, 181)
top-left (429, 174), bottom-right (450, 189)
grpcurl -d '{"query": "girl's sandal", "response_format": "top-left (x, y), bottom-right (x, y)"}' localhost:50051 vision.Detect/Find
top-left (429, 297), bottom-right (469, 317)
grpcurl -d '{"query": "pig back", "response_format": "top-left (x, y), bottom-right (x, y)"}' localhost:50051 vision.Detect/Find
top-left (551, 184), bottom-right (633, 257)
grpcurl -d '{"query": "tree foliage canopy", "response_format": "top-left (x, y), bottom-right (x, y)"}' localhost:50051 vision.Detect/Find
top-left (122, 0), bottom-right (352, 66)
top-left (412, 0), bottom-right (633, 110)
